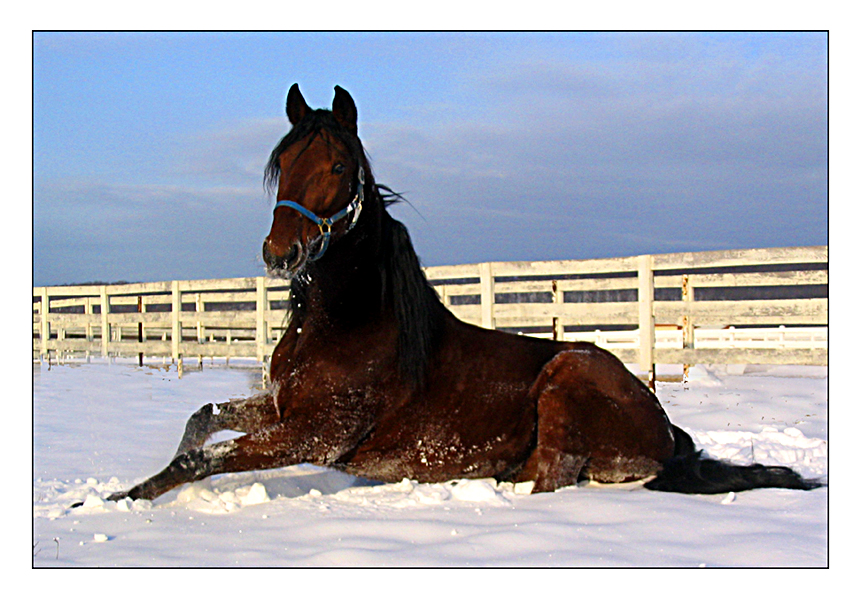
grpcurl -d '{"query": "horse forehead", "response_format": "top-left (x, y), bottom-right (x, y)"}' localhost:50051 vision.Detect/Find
top-left (279, 131), bottom-right (346, 173)
top-left (275, 137), bottom-right (349, 212)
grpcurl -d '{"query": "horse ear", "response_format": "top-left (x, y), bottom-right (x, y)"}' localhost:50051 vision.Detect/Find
top-left (286, 83), bottom-right (311, 125)
top-left (332, 86), bottom-right (358, 134)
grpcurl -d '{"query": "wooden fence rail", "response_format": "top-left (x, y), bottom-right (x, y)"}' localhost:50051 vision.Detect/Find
top-left (33, 246), bottom-right (827, 376)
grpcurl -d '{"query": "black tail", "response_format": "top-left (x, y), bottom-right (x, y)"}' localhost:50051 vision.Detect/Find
top-left (644, 426), bottom-right (824, 494)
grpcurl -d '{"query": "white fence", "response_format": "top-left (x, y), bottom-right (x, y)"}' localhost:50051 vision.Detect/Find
top-left (33, 246), bottom-right (827, 370)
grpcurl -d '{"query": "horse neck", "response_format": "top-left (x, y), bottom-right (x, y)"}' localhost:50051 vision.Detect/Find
top-left (289, 203), bottom-right (447, 389)
top-left (289, 196), bottom-right (386, 328)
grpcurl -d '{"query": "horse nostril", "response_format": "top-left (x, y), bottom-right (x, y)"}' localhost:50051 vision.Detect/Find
top-left (264, 239), bottom-right (303, 273)
top-left (283, 242), bottom-right (301, 268)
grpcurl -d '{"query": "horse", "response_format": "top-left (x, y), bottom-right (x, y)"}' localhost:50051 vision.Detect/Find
top-left (105, 84), bottom-right (820, 503)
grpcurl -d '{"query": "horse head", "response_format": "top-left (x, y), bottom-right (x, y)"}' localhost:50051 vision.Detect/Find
top-left (263, 84), bottom-right (368, 277)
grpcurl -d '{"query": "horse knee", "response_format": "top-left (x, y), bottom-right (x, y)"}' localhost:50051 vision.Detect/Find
top-left (524, 446), bottom-right (587, 493)
top-left (174, 403), bottom-right (217, 457)
top-left (213, 392), bottom-right (280, 433)
top-left (191, 403), bottom-right (216, 422)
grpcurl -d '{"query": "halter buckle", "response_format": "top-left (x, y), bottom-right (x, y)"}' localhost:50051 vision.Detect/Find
top-left (318, 219), bottom-right (333, 237)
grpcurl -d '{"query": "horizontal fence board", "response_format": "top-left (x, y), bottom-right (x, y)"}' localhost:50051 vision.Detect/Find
top-left (174, 277), bottom-right (261, 293)
top-left (108, 314), bottom-right (173, 326)
top-left (175, 342), bottom-right (267, 357)
top-left (684, 270), bottom-right (828, 287)
top-left (437, 283), bottom-right (481, 296)
top-left (424, 264), bottom-right (481, 281)
top-left (654, 299), bottom-right (827, 326)
top-left (44, 313), bottom-right (101, 325)
top-left (494, 302), bottom-right (638, 324)
top-left (447, 305), bottom-right (481, 325)
top-left (45, 297), bottom-right (100, 309)
top-left (653, 246), bottom-right (827, 270)
top-left (490, 257), bottom-right (639, 278)
top-left (491, 278), bottom-right (638, 294)
top-left (36, 282), bottom-right (172, 297)
top-left (656, 347), bottom-right (827, 366)
top-left (35, 246), bottom-right (827, 367)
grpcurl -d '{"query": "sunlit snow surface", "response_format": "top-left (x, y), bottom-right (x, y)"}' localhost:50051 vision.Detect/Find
top-left (33, 359), bottom-right (827, 567)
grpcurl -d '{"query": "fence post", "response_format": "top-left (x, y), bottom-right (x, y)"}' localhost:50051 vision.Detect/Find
top-left (551, 280), bottom-right (565, 341)
top-left (100, 286), bottom-right (109, 357)
top-left (479, 262), bottom-right (495, 330)
top-left (681, 274), bottom-right (694, 380)
top-left (637, 255), bottom-right (656, 390)
top-left (137, 295), bottom-right (144, 367)
top-left (85, 296), bottom-right (94, 342)
top-left (39, 288), bottom-right (49, 359)
top-left (256, 276), bottom-right (268, 362)
top-left (171, 280), bottom-right (181, 361)
top-left (439, 284), bottom-right (450, 307)
top-left (681, 275), bottom-right (694, 349)
top-left (195, 293), bottom-right (204, 343)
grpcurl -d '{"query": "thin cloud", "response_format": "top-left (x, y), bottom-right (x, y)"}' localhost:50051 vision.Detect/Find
top-left (34, 179), bottom-right (271, 285)
top-left (172, 117), bottom-right (288, 186)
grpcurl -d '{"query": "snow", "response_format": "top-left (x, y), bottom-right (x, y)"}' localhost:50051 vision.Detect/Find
top-left (33, 359), bottom-right (828, 568)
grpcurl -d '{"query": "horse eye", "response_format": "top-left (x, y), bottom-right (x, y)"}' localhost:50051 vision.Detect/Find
top-left (332, 163), bottom-right (346, 175)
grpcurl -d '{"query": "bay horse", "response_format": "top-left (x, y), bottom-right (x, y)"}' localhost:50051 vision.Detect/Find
top-left (106, 84), bottom-right (820, 503)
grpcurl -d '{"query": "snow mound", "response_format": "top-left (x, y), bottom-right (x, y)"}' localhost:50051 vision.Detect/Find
top-left (324, 477), bottom-right (513, 509)
top-left (176, 480), bottom-right (271, 513)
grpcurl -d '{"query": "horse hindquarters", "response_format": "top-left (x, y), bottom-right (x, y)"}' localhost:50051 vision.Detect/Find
top-left (516, 346), bottom-right (675, 493)
top-left (513, 346), bottom-right (822, 495)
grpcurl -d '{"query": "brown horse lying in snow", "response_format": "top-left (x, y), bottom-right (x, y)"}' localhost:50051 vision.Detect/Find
top-left (105, 84), bottom-right (820, 503)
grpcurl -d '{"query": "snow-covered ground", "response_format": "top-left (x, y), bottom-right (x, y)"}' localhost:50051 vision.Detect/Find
top-left (33, 358), bottom-right (828, 567)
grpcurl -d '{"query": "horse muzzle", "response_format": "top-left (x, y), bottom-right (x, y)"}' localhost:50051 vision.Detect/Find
top-left (263, 238), bottom-right (305, 278)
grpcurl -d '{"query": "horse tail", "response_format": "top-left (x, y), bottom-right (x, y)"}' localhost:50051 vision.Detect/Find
top-left (644, 425), bottom-right (823, 494)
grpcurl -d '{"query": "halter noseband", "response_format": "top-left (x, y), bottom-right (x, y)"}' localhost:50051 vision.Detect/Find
top-left (274, 166), bottom-right (365, 261)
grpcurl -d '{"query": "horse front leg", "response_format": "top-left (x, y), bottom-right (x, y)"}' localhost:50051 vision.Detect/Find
top-left (107, 405), bottom-right (372, 502)
top-left (107, 444), bottom-right (232, 502)
top-left (107, 429), bottom-right (297, 502)
top-left (172, 391), bottom-right (280, 458)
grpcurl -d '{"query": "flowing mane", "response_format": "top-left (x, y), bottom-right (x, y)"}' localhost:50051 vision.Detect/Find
top-left (378, 210), bottom-right (447, 389)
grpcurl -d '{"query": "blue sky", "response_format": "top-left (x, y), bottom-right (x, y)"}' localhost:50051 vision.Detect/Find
top-left (33, 31), bottom-right (827, 286)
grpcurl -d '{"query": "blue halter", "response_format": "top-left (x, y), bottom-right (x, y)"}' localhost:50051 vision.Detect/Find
top-left (274, 166), bottom-right (365, 261)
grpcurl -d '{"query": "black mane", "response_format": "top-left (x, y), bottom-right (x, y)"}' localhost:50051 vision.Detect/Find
top-left (379, 211), bottom-right (447, 389)
top-left (267, 112), bottom-right (446, 390)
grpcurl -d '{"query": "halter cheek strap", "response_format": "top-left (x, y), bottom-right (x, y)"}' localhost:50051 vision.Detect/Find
top-left (274, 166), bottom-right (365, 261)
